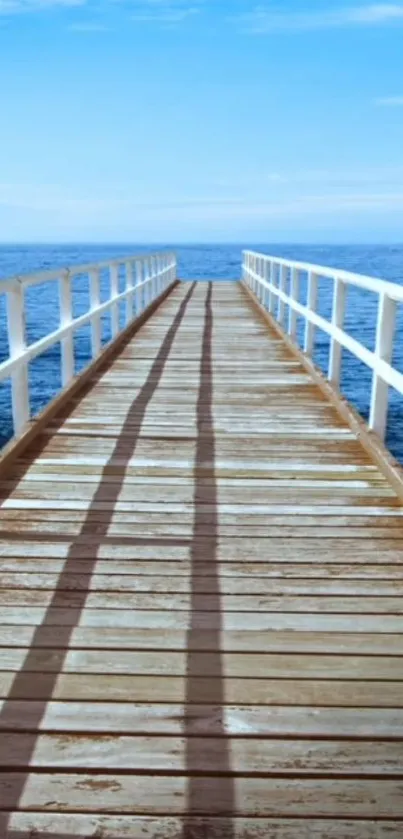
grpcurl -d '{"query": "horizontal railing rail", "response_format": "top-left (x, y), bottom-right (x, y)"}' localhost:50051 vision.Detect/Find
top-left (242, 249), bottom-right (403, 441)
top-left (0, 250), bottom-right (176, 440)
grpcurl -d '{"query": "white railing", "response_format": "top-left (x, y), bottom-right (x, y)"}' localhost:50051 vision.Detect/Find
top-left (0, 250), bottom-right (176, 439)
top-left (242, 250), bottom-right (403, 441)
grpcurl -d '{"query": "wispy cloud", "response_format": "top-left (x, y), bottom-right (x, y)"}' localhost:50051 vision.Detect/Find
top-left (237, 3), bottom-right (403, 34)
top-left (375, 95), bottom-right (403, 105)
top-left (68, 21), bottom-right (110, 30)
top-left (0, 0), bottom-right (201, 17)
top-left (131, 0), bottom-right (200, 24)
top-left (4, 180), bottom-right (403, 220)
top-left (0, 0), bottom-right (84, 13)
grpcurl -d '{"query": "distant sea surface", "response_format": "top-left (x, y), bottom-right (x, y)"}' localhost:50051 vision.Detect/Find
top-left (0, 243), bottom-right (402, 462)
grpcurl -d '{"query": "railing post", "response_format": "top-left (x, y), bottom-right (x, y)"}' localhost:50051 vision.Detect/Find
top-left (269, 262), bottom-right (277, 315)
top-left (277, 264), bottom-right (287, 327)
top-left (6, 281), bottom-right (29, 435)
top-left (369, 293), bottom-right (397, 440)
top-left (125, 261), bottom-right (134, 325)
top-left (260, 258), bottom-right (265, 304)
top-left (255, 256), bottom-right (260, 301)
top-left (149, 257), bottom-right (154, 305)
top-left (59, 270), bottom-right (74, 386)
top-left (135, 261), bottom-right (142, 314)
top-left (244, 252), bottom-right (249, 286)
top-left (170, 254), bottom-right (176, 285)
top-left (110, 264), bottom-right (119, 338)
top-left (148, 256), bottom-right (154, 300)
top-left (288, 267), bottom-right (299, 339)
top-left (158, 253), bottom-right (164, 294)
top-left (151, 256), bottom-right (157, 299)
top-left (328, 277), bottom-right (346, 387)
top-left (304, 271), bottom-right (318, 355)
top-left (260, 257), bottom-right (265, 303)
top-left (143, 260), bottom-right (149, 309)
top-left (263, 259), bottom-right (270, 309)
top-left (155, 255), bottom-right (161, 295)
top-left (152, 255), bottom-right (157, 298)
top-left (89, 268), bottom-right (101, 357)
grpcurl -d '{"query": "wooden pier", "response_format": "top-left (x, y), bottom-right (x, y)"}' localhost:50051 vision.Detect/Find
top-left (0, 263), bottom-right (403, 837)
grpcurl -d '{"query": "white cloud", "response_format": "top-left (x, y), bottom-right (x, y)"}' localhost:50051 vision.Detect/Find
top-left (375, 95), bottom-right (403, 105)
top-left (237, 3), bottom-right (403, 33)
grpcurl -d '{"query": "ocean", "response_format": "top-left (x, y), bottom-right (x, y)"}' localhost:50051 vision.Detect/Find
top-left (0, 243), bottom-right (402, 462)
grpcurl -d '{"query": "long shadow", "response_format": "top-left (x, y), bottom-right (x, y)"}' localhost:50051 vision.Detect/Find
top-left (183, 284), bottom-right (235, 838)
top-left (0, 282), bottom-right (196, 836)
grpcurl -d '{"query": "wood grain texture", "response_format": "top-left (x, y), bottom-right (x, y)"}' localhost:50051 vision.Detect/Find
top-left (0, 280), bottom-right (402, 837)
top-left (5, 815), bottom-right (403, 839)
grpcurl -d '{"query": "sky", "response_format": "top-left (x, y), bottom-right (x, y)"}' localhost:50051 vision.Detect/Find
top-left (1, 1), bottom-right (403, 242)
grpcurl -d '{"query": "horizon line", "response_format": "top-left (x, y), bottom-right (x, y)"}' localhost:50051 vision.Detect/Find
top-left (1, 240), bottom-right (403, 247)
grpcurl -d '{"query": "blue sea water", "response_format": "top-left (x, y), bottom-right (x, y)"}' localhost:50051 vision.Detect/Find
top-left (0, 243), bottom-right (402, 462)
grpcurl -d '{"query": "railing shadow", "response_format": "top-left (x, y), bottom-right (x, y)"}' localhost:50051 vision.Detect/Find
top-left (0, 283), bottom-right (196, 836)
top-left (183, 283), bottom-right (235, 838)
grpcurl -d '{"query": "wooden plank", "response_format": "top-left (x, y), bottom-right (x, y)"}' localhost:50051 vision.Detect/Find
top-left (1, 774), bottom-right (402, 816)
top-left (2, 626), bottom-right (403, 654)
top-left (3, 607), bottom-right (403, 632)
top-left (2, 733), bottom-right (403, 774)
top-left (2, 558), bottom-right (403, 579)
top-left (2, 590), bottom-right (403, 612)
top-left (1, 521), bottom-right (403, 537)
top-left (13, 459), bottom-right (380, 475)
top-left (2, 499), bottom-right (402, 514)
top-left (2, 572), bottom-right (403, 596)
top-left (4, 814), bottom-right (403, 839)
top-left (2, 481), bottom-right (397, 500)
top-left (1, 538), bottom-right (403, 561)
top-left (2, 702), bottom-right (403, 737)
top-left (2, 649), bottom-right (403, 679)
top-left (1, 673), bottom-right (402, 705)
top-left (10, 461), bottom-right (385, 478)
top-left (3, 473), bottom-right (389, 486)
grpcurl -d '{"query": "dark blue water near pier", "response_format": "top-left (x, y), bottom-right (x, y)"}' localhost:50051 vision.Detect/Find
top-left (0, 243), bottom-right (402, 462)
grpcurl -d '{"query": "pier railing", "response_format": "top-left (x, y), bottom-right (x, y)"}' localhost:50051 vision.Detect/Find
top-left (243, 250), bottom-right (403, 441)
top-left (0, 251), bottom-right (176, 439)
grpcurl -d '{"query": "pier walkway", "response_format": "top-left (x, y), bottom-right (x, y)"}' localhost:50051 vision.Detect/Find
top-left (0, 256), bottom-right (403, 837)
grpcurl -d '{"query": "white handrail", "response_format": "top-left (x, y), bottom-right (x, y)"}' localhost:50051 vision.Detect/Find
top-left (242, 249), bottom-right (403, 442)
top-left (0, 250), bottom-right (177, 440)
top-left (244, 250), bottom-right (403, 303)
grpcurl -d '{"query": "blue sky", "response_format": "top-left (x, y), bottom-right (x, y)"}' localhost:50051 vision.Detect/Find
top-left (1, 1), bottom-right (403, 242)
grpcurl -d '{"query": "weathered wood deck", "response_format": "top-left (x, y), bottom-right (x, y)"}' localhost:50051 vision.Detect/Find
top-left (0, 280), bottom-right (403, 838)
